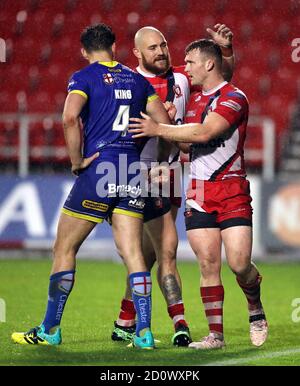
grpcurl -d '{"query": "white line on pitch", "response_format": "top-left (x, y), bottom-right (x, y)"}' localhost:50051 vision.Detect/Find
top-left (203, 348), bottom-right (300, 366)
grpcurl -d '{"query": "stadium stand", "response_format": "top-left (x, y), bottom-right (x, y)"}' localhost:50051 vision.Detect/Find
top-left (0, 0), bottom-right (300, 171)
top-left (280, 98), bottom-right (300, 176)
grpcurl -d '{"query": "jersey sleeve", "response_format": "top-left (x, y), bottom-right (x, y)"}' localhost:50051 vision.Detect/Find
top-left (147, 83), bottom-right (159, 102)
top-left (140, 75), bottom-right (158, 103)
top-left (213, 91), bottom-right (248, 125)
top-left (67, 71), bottom-right (90, 100)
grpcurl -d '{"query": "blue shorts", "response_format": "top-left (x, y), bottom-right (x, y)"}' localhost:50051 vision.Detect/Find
top-left (62, 148), bottom-right (145, 223)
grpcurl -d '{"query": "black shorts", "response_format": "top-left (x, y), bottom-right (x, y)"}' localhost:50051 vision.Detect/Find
top-left (143, 196), bottom-right (171, 223)
top-left (185, 208), bottom-right (252, 231)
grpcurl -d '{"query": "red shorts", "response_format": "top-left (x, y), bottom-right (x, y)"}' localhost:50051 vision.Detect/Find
top-left (185, 177), bottom-right (252, 230)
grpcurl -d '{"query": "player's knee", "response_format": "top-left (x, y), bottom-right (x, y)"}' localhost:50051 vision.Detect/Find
top-left (199, 257), bottom-right (220, 277)
top-left (157, 254), bottom-right (177, 273)
top-left (229, 258), bottom-right (251, 277)
top-left (162, 245), bottom-right (177, 262)
top-left (52, 239), bottom-right (77, 260)
top-left (52, 239), bottom-right (61, 258)
top-left (117, 244), bottom-right (141, 263)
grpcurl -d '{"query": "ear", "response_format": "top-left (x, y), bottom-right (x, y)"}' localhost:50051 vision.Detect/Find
top-left (111, 42), bottom-right (116, 57)
top-left (81, 48), bottom-right (89, 61)
top-left (133, 47), bottom-right (142, 60)
top-left (205, 59), bottom-right (215, 72)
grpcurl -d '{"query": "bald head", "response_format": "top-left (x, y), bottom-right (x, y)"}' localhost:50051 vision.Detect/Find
top-left (133, 26), bottom-right (171, 75)
top-left (134, 27), bottom-right (165, 49)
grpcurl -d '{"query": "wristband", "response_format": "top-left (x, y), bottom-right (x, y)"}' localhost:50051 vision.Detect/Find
top-left (220, 45), bottom-right (233, 58)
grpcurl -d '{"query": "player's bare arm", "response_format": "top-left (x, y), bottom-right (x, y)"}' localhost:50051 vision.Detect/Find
top-left (162, 102), bottom-right (191, 154)
top-left (145, 97), bottom-right (171, 126)
top-left (129, 111), bottom-right (230, 144)
top-left (175, 142), bottom-right (190, 154)
top-left (62, 93), bottom-right (99, 175)
top-left (207, 23), bottom-right (234, 81)
top-left (162, 101), bottom-right (189, 156)
top-left (146, 97), bottom-right (172, 162)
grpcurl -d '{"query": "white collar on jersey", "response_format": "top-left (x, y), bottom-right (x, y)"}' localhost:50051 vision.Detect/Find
top-left (202, 81), bottom-right (228, 96)
top-left (136, 66), bottom-right (157, 78)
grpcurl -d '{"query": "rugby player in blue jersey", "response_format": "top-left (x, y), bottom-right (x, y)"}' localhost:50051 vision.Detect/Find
top-left (11, 24), bottom-right (171, 349)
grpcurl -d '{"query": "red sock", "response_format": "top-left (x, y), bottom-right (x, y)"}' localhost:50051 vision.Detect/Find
top-left (237, 275), bottom-right (264, 316)
top-left (168, 302), bottom-right (188, 330)
top-left (200, 285), bottom-right (224, 337)
top-left (117, 298), bottom-right (136, 327)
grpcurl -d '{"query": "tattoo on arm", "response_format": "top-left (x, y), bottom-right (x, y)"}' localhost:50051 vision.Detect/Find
top-left (162, 274), bottom-right (182, 305)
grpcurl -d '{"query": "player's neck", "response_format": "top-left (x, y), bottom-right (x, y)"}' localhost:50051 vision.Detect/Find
top-left (201, 75), bottom-right (225, 93)
top-left (88, 53), bottom-right (114, 64)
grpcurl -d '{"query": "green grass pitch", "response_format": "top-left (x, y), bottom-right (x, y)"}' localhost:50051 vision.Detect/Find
top-left (0, 259), bottom-right (300, 366)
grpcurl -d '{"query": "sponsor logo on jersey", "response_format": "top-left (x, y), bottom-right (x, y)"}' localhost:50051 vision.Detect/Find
top-left (173, 84), bottom-right (182, 98)
top-left (220, 99), bottom-right (242, 112)
top-left (103, 73), bottom-right (114, 85)
top-left (108, 68), bottom-right (122, 72)
top-left (68, 80), bottom-right (75, 88)
top-left (114, 89), bottom-right (132, 99)
top-left (195, 95), bottom-right (201, 102)
top-left (114, 75), bottom-right (135, 84)
top-left (194, 137), bottom-right (225, 149)
top-left (152, 84), bottom-right (165, 89)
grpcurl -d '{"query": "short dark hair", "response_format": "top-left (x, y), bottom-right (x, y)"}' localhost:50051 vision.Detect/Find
top-left (185, 39), bottom-right (222, 69)
top-left (80, 23), bottom-right (116, 53)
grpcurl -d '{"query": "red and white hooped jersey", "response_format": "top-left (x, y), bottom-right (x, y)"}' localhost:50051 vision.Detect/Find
top-left (185, 81), bottom-right (249, 181)
top-left (137, 65), bottom-right (190, 166)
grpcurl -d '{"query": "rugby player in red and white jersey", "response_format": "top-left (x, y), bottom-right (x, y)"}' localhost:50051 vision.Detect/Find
top-left (112, 26), bottom-right (235, 347)
top-left (129, 39), bottom-right (268, 349)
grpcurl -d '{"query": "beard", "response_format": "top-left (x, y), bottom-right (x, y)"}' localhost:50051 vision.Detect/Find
top-left (141, 52), bottom-right (171, 76)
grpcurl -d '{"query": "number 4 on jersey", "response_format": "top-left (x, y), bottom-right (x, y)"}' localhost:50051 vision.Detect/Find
top-left (112, 105), bottom-right (130, 137)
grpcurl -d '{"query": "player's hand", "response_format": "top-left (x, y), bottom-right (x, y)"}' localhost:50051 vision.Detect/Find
top-left (163, 101), bottom-right (177, 122)
top-left (149, 164), bottom-right (170, 186)
top-left (71, 152), bottom-right (99, 176)
top-left (207, 23), bottom-right (233, 48)
top-left (129, 112), bottom-right (159, 138)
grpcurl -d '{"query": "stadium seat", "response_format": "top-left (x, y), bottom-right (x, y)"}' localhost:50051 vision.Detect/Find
top-left (29, 118), bottom-right (64, 163)
top-left (27, 91), bottom-right (53, 113)
top-left (0, 92), bottom-right (18, 113)
top-left (0, 120), bottom-right (19, 162)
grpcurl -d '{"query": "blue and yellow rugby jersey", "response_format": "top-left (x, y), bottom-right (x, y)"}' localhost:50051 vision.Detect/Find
top-left (67, 61), bottom-right (158, 157)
